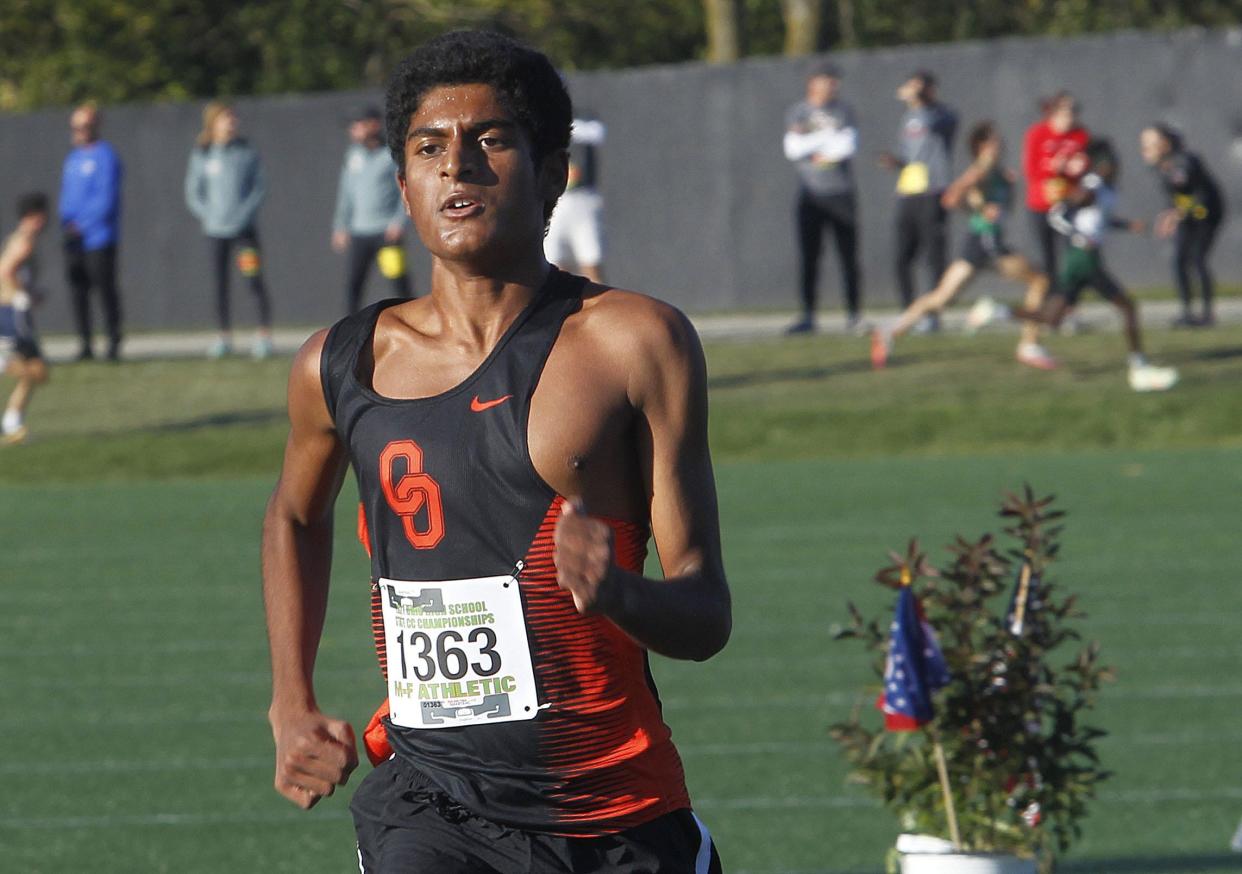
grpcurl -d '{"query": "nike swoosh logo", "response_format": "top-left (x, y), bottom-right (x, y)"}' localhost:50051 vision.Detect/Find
top-left (470, 394), bottom-right (512, 412)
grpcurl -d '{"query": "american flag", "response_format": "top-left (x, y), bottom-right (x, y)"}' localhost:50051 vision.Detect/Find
top-left (877, 585), bottom-right (951, 731)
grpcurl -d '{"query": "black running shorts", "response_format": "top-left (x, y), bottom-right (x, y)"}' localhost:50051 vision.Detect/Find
top-left (350, 756), bottom-right (723, 874)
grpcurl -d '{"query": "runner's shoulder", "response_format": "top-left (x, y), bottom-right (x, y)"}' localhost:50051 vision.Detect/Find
top-left (575, 283), bottom-right (702, 363)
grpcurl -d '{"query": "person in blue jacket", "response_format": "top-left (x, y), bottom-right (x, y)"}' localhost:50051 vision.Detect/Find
top-left (59, 102), bottom-right (123, 362)
top-left (185, 102), bottom-right (274, 359)
top-left (332, 105), bottom-right (413, 314)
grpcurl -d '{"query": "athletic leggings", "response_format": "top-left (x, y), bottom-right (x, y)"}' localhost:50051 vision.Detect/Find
top-left (346, 233), bottom-right (412, 314)
top-left (894, 193), bottom-right (947, 306)
top-left (1174, 217), bottom-right (1220, 319)
top-left (796, 190), bottom-right (861, 319)
top-left (209, 229), bottom-right (271, 332)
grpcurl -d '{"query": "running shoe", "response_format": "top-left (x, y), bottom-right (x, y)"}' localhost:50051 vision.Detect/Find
top-left (870, 329), bottom-right (891, 369)
top-left (1231, 816), bottom-right (1242, 852)
top-left (1, 425), bottom-right (28, 445)
top-left (784, 318), bottom-right (815, 336)
top-left (966, 296), bottom-right (1008, 333)
top-left (1128, 363), bottom-right (1179, 392)
top-left (207, 338), bottom-right (232, 359)
top-left (1016, 342), bottom-right (1057, 371)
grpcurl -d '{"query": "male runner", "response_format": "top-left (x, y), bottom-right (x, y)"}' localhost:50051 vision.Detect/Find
top-left (783, 62), bottom-right (862, 335)
top-left (262, 30), bottom-right (729, 873)
top-left (878, 71), bottom-right (957, 331)
top-left (0, 193), bottom-right (51, 444)
top-left (871, 122), bottom-right (1055, 370)
top-left (1014, 139), bottom-right (1178, 392)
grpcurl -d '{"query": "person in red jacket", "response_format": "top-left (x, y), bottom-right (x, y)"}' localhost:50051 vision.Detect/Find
top-left (1023, 92), bottom-right (1089, 289)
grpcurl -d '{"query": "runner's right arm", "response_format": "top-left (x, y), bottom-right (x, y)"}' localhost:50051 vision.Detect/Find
top-left (262, 330), bottom-right (359, 809)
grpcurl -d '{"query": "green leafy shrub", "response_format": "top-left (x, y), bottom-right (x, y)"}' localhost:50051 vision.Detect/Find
top-left (831, 487), bottom-right (1112, 871)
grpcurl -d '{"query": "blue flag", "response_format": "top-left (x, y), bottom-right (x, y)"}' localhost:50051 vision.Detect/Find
top-left (877, 586), bottom-right (951, 731)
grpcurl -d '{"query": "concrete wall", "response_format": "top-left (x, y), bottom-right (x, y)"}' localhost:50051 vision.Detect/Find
top-left (2, 27), bottom-right (1240, 334)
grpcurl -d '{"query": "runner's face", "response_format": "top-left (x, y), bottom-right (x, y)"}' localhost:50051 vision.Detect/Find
top-left (398, 84), bottom-right (556, 265)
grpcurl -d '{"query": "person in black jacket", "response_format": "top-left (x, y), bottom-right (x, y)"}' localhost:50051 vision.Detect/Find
top-left (1140, 124), bottom-right (1225, 327)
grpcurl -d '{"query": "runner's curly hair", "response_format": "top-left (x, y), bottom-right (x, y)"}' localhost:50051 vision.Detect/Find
top-left (384, 29), bottom-right (572, 187)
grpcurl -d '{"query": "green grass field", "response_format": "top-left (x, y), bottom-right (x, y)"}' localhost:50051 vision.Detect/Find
top-left (2, 325), bottom-right (1241, 872)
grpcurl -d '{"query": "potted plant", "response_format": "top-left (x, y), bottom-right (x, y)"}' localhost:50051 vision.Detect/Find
top-left (830, 488), bottom-right (1112, 874)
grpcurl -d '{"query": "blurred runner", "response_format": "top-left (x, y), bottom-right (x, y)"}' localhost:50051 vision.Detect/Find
top-left (871, 122), bottom-right (1054, 370)
top-left (332, 105), bottom-right (413, 314)
top-left (783, 61), bottom-right (862, 335)
top-left (0, 194), bottom-right (51, 444)
top-left (1139, 124), bottom-right (1225, 327)
top-left (1014, 139), bottom-right (1178, 392)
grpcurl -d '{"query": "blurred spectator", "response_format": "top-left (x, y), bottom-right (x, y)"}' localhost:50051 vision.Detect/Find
top-left (332, 105), bottom-right (412, 314)
top-left (544, 116), bottom-right (606, 283)
top-left (59, 102), bottom-right (123, 362)
top-left (1140, 124), bottom-right (1225, 327)
top-left (1022, 92), bottom-right (1089, 288)
top-left (185, 102), bottom-right (274, 359)
top-left (879, 71), bottom-right (957, 328)
top-left (1, 193), bottom-right (51, 444)
top-left (783, 61), bottom-right (862, 335)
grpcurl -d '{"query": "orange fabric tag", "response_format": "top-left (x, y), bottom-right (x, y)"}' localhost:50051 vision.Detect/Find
top-left (363, 699), bottom-right (392, 765)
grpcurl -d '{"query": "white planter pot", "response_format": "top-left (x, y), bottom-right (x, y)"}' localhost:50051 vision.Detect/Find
top-left (899, 852), bottom-right (1036, 874)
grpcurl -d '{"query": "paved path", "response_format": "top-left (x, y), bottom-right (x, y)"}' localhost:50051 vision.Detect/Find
top-left (38, 297), bottom-right (1241, 364)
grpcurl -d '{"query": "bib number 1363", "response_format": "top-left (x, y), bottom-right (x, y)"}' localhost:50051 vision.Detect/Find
top-left (378, 574), bottom-right (540, 729)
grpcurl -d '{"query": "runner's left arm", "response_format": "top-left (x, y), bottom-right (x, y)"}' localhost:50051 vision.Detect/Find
top-left (554, 305), bottom-right (731, 662)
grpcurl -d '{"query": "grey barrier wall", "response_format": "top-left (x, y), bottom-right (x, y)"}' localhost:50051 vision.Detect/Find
top-left (1, 27), bottom-right (1240, 334)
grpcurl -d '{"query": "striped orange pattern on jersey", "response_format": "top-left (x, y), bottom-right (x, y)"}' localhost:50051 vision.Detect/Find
top-left (520, 497), bottom-right (690, 831)
top-left (357, 498), bottom-right (691, 830)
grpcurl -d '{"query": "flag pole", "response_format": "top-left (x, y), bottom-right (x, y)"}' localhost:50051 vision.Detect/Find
top-left (930, 726), bottom-right (962, 850)
top-left (1010, 560), bottom-right (1032, 635)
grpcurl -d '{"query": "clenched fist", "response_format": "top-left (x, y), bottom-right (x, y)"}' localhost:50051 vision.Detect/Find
top-left (269, 706), bottom-right (358, 809)
top-left (553, 499), bottom-right (620, 616)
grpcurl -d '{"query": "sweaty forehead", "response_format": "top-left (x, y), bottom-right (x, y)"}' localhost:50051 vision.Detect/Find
top-left (408, 83), bottom-right (516, 131)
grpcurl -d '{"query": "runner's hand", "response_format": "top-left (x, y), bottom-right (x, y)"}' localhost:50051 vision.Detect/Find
top-left (269, 707), bottom-right (358, 809)
top-left (331, 230), bottom-right (349, 253)
top-left (554, 499), bottom-right (618, 616)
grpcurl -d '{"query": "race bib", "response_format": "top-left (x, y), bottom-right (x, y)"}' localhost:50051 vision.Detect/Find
top-left (378, 573), bottom-right (540, 729)
top-left (897, 162), bottom-right (929, 195)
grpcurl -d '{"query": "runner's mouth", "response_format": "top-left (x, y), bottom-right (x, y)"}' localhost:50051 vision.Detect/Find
top-left (441, 195), bottom-right (483, 217)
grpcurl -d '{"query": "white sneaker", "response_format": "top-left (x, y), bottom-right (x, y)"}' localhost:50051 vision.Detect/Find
top-left (207, 338), bottom-right (232, 359)
top-left (1016, 342), bottom-right (1057, 371)
top-left (966, 296), bottom-right (1009, 333)
top-left (1231, 817), bottom-right (1242, 852)
top-left (1128, 363), bottom-right (1179, 392)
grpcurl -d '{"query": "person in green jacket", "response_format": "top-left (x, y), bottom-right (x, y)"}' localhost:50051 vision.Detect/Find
top-left (185, 101), bottom-right (274, 359)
